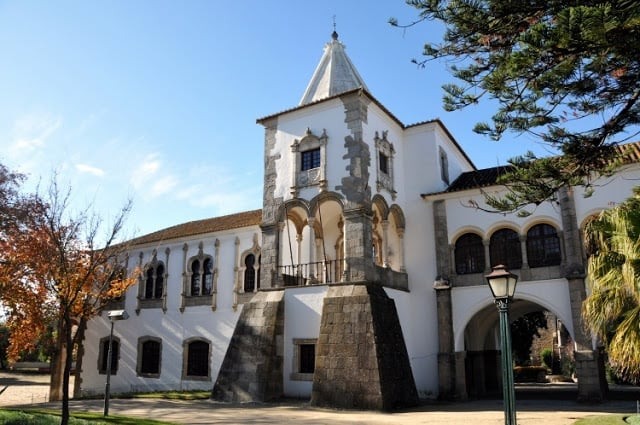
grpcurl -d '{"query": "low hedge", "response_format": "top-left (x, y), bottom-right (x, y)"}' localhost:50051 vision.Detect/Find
top-left (513, 366), bottom-right (548, 383)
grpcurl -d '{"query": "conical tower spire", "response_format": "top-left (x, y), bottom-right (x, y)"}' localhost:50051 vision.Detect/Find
top-left (299, 31), bottom-right (369, 106)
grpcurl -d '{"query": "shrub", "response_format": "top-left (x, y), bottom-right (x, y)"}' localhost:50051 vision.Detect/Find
top-left (514, 366), bottom-right (548, 382)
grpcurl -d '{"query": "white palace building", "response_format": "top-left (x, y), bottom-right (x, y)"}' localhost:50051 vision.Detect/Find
top-left (79, 31), bottom-right (640, 408)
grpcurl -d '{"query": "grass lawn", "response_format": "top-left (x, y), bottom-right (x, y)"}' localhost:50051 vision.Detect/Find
top-left (0, 409), bottom-right (177, 424)
top-left (574, 414), bottom-right (640, 424)
top-left (128, 390), bottom-right (210, 400)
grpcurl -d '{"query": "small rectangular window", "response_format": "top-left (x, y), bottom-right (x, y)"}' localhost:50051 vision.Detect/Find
top-left (291, 338), bottom-right (317, 381)
top-left (301, 148), bottom-right (321, 171)
top-left (379, 152), bottom-right (389, 174)
top-left (99, 339), bottom-right (119, 374)
top-left (299, 344), bottom-right (315, 374)
top-left (439, 147), bottom-right (449, 184)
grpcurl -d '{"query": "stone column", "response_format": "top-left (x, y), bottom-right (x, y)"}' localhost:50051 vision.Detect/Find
top-left (432, 200), bottom-right (461, 399)
top-left (454, 351), bottom-right (468, 400)
top-left (381, 220), bottom-right (390, 268)
top-left (307, 218), bottom-right (317, 281)
top-left (295, 233), bottom-right (303, 269)
top-left (519, 234), bottom-right (529, 269)
top-left (341, 208), bottom-right (375, 282)
top-left (435, 284), bottom-right (458, 399)
top-left (397, 228), bottom-right (406, 273)
top-left (483, 239), bottom-right (491, 271)
top-left (558, 186), bottom-right (606, 401)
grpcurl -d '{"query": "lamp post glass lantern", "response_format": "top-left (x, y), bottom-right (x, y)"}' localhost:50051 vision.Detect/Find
top-left (485, 265), bottom-right (518, 425)
top-left (104, 309), bottom-right (128, 417)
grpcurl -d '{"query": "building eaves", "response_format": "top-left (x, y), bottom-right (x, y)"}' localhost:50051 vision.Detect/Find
top-left (127, 209), bottom-right (262, 247)
top-left (256, 91), bottom-right (476, 170)
top-left (256, 87), bottom-right (404, 127)
top-left (421, 140), bottom-right (640, 199)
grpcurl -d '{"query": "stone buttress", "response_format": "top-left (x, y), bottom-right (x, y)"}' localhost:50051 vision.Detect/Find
top-left (211, 289), bottom-right (285, 401)
top-left (311, 283), bottom-right (419, 410)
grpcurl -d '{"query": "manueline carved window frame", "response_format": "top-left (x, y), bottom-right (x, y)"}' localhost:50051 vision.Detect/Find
top-left (180, 240), bottom-right (219, 312)
top-left (234, 233), bottom-right (261, 309)
top-left (374, 130), bottom-right (396, 200)
top-left (136, 249), bottom-right (169, 314)
top-left (291, 127), bottom-right (328, 196)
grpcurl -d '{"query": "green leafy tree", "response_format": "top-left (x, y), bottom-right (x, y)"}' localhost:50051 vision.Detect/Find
top-left (391, 1), bottom-right (640, 211)
top-left (510, 311), bottom-right (547, 366)
top-left (0, 164), bottom-right (138, 425)
top-left (583, 187), bottom-right (640, 383)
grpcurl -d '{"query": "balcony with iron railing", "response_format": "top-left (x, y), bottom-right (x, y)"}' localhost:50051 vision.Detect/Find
top-left (279, 259), bottom-right (343, 287)
top-left (277, 259), bottom-right (409, 291)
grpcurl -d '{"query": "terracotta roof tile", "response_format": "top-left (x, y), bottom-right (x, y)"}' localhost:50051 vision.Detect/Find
top-left (129, 209), bottom-right (262, 247)
top-left (444, 165), bottom-right (515, 193)
top-left (424, 141), bottom-right (640, 197)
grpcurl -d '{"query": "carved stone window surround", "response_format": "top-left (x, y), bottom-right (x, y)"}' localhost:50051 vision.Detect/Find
top-left (374, 130), bottom-right (396, 200)
top-left (291, 128), bottom-right (328, 196)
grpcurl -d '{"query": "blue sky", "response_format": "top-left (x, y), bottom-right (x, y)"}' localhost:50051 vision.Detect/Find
top-left (0, 1), bottom-right (551, 239)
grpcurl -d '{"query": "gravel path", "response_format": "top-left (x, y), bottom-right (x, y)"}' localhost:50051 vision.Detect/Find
top-left (1, 372), bottom-right (639, 424)
top-left (0, 371), bottom-right (74, 406)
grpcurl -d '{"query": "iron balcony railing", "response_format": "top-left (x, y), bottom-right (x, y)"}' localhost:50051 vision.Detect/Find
top-left (279, 259), bottom-right (343, 287)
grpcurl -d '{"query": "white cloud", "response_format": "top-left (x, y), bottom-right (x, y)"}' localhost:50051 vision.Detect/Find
top-left (150, 175), bottom-right (178, 197)
top-left (130, 153), bottom-right (162, 189)
top-left (75, 163), bottom-right (105, 177)
top-left (8, 114), bottom-right (62, 160)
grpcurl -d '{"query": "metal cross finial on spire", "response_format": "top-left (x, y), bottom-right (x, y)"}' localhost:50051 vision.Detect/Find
top-left (332, 15), bottom-right (338, 40)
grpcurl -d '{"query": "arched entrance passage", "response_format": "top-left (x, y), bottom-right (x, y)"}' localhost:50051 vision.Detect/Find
top-left (278, 193), bottom-right (345, 285)
top-left (461, 299), bottom-right (575, 398)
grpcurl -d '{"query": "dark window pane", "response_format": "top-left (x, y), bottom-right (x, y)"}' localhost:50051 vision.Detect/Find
top-left (379, 152), bottom-right (389, 174)
top-left (154, 264), bottom-right (164, 299)
top-left (187, 341), bottom-right (209, 377)
top-left (191, 260), bottom-right (201, 296)
top-left (203, 258), bottom-right (213, 295)
top-left (489, 229), bottom-right (522, 269)
top-left (455, 233), bottom-right (485, 274)
top-left (244, 254), bottom-right (256, 292)
top-left (141, 340), bottom-right (160, 375)
top-left (101, 340), bottom-right (119, 374)
top-left (145, 268), bottom-right (154, 299)
top-left (301, 148), bottom-right (321, 171)
top-left (299, 344), bottom-right (315, 374)
top-left (527, 224), bottom-right (561, 268)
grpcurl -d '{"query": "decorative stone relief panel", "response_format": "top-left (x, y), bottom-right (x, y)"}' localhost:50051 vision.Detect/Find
top-left (290, 127), bottom-right (328, 196)
top-left (374, 130), bottom-right (396, 200)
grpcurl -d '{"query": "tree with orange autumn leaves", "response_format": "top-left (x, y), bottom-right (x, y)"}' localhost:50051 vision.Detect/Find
top-left (0, 164), bottom-right (138, 425)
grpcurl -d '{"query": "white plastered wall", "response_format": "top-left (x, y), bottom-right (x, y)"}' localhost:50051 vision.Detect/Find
top-left (282, 285), bottom-right (327, 397)
top-left (80, 226), bottom-right (260, 395)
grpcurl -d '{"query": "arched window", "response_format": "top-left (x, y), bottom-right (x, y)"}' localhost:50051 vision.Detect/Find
top-left (98, 337), bottom-right (120, 375)
top-left (527, 223), bottom-right (561, 268)
top-left (190, 259), bottom-right (201, 296)
top-left (144, 263), bottom-right (164, 300)
top-left (154, 264), bottom-right (164, 299)
top-left (203, 258), bottom-right (213, 295)
top-left (244, 254), bottom-right (256, 293)
top-left (489, 228), bottom-right (522, 269)
top-left (138, 337), bottom-right (161, 377)
top-left (185, 339), bottom-right (210, 378)
top-left (455, 233), bottom-right (485, 274)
